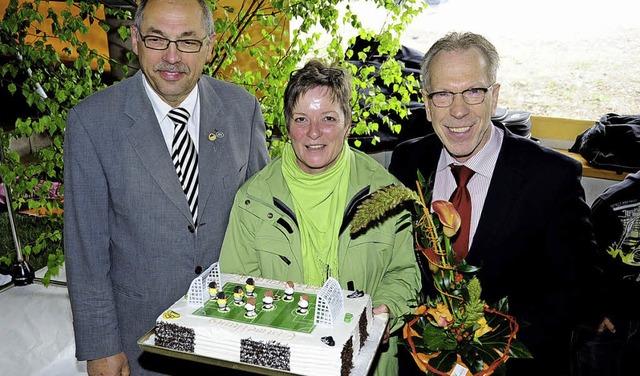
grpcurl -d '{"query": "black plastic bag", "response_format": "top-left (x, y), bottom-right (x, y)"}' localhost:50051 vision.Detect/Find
top-left (569, 113), bottom-right (640, 173)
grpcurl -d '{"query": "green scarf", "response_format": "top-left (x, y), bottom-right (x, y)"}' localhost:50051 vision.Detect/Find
top-left (281, 141), bottom-right (351, 286)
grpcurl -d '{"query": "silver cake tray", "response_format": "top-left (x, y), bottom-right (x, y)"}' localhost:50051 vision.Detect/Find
top-left (138, 313), bottom-right (389, 376)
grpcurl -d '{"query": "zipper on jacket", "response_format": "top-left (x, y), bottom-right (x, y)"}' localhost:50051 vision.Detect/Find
top-left (276, 218), bottom-right (294, 234)
top-left (274, 197), bottom-right (298, 226)
top-left (339, 185), bottom-right (371, 235)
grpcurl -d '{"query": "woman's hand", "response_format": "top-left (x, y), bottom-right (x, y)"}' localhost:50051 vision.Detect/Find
top-left (597, 317), bottom-right (616, 333)
top-left (373, 304), bottom-right (391, 344)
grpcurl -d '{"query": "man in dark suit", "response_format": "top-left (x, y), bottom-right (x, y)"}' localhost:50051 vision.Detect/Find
top-left (389, 32), bottom-right (597, 375)
top-left (63, 0), bottom-right (269, 374)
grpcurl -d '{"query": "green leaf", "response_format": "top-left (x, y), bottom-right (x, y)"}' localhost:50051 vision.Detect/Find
top-left (423, 324), bottom-right (458, 351)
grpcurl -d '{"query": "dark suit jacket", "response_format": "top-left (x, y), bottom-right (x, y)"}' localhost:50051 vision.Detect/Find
top-left (64, 71), bottom-right (269, 375)
top-left (389, 122), bottom-right (598, 375)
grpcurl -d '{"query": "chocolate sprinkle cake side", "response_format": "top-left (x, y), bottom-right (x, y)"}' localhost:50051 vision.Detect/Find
top-left (154, 322), bottom-right (195, 353)
top-left (358, 307), bottom-right (369, 349)
top-left (340, 336), bottom-right (354, 376)
top-left (240, 338), bottom-right (291, 371)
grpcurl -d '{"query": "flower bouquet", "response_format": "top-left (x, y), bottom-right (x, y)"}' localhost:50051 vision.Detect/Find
top-left (351, 176), bottom-right (531, 375)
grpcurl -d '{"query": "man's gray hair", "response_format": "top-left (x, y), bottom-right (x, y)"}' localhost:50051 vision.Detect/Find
top-left (134, 0), bottom-right (215, 36)
top-left (421, 32), bottom-right (499, 91)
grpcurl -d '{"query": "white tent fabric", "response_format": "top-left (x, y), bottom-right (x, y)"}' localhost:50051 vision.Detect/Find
top-left (0, 265), bottom-right (86, 376)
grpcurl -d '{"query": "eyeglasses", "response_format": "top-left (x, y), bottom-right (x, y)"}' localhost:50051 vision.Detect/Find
top-left (138, 33), bottom-right (209, 53)
top-left (426, 84), bottom-right (495, 108)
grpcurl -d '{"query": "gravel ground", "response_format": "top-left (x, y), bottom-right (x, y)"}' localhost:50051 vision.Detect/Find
top-left (398, 0), bottom-right (640, 121)
top-left (346, 0), bottom-right (640, 122)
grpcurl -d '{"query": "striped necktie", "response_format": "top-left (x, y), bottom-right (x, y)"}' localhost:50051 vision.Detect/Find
top-left (168, 107), bottom-right (198, 224)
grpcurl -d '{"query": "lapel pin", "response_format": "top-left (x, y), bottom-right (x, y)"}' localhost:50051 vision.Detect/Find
top-left (208, 130), bottom-right (224, 142)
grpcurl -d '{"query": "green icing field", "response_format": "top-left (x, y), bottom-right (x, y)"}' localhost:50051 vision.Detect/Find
top-left (192, 283), bottom-right (317, 334)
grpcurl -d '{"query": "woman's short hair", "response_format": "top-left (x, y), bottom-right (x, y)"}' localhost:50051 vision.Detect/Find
top-left (284, 59), bottom-right (352, 128)
top-left (421, 32), bottom-right (500, 91)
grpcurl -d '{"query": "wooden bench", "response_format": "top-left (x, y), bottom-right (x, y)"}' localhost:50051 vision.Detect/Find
top-left (530, 116), bottom-right (627, 181)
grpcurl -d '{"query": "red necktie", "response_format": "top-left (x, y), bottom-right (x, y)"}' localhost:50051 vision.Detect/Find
top-left (449, 165), bottom-right (475, 261)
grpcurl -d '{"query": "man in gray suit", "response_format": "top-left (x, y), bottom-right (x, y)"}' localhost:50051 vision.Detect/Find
top-left (63, 0), bottom-right (269, 374)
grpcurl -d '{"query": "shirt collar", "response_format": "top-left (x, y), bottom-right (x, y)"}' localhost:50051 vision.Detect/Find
top-left (438, 122), bottom-right (504, 177)
top-left (141, 74), bottom-right (199, 122)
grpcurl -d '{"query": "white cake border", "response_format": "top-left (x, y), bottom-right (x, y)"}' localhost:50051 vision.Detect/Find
top-left (138, 312), bottom-right (387, 376)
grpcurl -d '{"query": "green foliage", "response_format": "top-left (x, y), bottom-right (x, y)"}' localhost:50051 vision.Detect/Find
top-left (0, 0), bottom-right (425, 282)
top-left (462, 277), bottom-right (486, 327)
top-left (0, 0), bottom-right (122, 284)
top-left (208, 0), bottom-right (424, 151)
top-left (0, 212), bottom-right (60, 275)
top-left (423, 323), bottom-right (458, 351)
top-left (350, 184), bottom-right (420, 233)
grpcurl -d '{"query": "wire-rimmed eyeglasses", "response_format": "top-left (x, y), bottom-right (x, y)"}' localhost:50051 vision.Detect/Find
top-left (426, 84), bottom-right (496, 108)
top-left (138, 33), bottom-right (209, 53)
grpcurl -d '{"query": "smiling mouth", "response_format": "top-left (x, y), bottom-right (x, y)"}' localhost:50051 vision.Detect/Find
top-left (448, 126), bottom-right (471, 133)
top-left (306, 145), bottom-right (325, 150)
top-left (160, 71), bottom-right (185, 80)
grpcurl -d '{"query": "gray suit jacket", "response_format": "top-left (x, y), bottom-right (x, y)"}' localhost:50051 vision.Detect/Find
top-left (64, 71), bottom-right (269, 370)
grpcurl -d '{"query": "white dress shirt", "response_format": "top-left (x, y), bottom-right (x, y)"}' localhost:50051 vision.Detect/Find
top-left (432, 125), bottom-right (504, 249)
top-left (141, 74), bottom-right (201, 153)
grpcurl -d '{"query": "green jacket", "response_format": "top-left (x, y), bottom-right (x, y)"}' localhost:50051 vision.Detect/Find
top-left (220, 148), bottom-right (421, 375)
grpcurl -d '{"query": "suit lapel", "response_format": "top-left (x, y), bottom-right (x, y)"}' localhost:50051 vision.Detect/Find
top-left (420, 140), bottom-right (442, 195)
top-left (196, 78), bottom-right (224, 219)
top-left (125, 72), bottom-right (194, 222)
top-left (469, 129), bottom-right (527, 262)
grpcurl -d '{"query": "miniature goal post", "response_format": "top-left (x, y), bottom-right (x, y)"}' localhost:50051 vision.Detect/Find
top-left (187, 262), bottom-right (222, 306)
top-left (314, 277), bottom-right (344, 327)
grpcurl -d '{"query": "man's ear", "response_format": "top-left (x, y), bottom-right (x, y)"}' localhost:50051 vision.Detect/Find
top-left (490, 83), bottom-right (501, 116)
top-left (422, 90), bottom-right (433, 122)
top-left (130, 25), bottom-right (139, 55)
top-left (206, 33), bottom-right (216, 59)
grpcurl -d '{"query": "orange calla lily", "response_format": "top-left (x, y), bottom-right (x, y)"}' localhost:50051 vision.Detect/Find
top-left (427, 302), bottom-right (454, 327)
top-left (403, 323), bottom-right (422, 339)
top-left (475, 316), bottom-right (493, 338)
top-left (411, 351), bottom-right (441, 373)
top-left (432, 200), bottom-right (461, 238)
top-left (414, 304), bottom-right (428, 315)
top-left (417, 244), bottom-right (441, 273)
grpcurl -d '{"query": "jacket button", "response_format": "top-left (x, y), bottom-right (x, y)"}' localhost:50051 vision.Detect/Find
top-left (267, 213), bottom-right (273, 219)
top-left (195, 266), bottom-right (203, 274)
top-left (188, 225), bottom-right (195, 233)
top-left (244, 199), bottom-right (251, 205)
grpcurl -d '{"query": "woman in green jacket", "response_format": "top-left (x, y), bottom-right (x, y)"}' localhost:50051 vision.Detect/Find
top-left (219, 59), bottom-right (421, 375)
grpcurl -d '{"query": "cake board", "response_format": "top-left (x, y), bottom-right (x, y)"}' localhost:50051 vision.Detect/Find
top-left (138, 313), bottom-right (388, 376)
